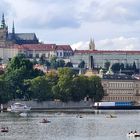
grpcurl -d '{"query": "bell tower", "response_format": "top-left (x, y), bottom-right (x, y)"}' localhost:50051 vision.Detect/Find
top-left (0, 13), bottom-right (8, 46)
top-left (89, 38), bottom-right (95, 50)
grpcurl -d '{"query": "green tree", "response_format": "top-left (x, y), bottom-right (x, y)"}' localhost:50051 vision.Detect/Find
top-left (78, 60), bottom-right (85, 68)
top-left (65, 62), bottom-right (73, 67)
top-left (57, 59), bottom-right (65, 67)
top-left (104, 61), bottom-right (110, 70)
top-left (45, 60), bottom-right (51, 67)
top-left (0, 77), bottom-right (12, 103)
top-left (0, 57), bottom-right (2, 64)
top-left (88, 76), bottom-right (104, 101)
top-left (132, 61), bottom-right (137, 73)
top-left (4, 54), bottom-right (44, 100)
top-left (39, 54), bottom-right (46, 65)
top-left (71, 75), bottom-right (88, 101)
top-left (50, 56), bottom-right (58, 69)
top-left (30, 76), bottom-right (53, 101)
top-left (52, 68), bottom-right (74, 102)
top-left (111, 63), bottom-right (121, 73)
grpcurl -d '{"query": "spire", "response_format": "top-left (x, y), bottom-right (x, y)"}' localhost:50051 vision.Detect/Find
top-left (1, 13), bottom-right (5, 28)
top-left (89, 38), bottom-right (95, 50)
top-left (12, 21), bottom-right (15, 34)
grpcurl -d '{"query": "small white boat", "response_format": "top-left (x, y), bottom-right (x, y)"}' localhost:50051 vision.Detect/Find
top-left (7, 102), bottom-right (31, 112)
top-left (19, 112), bottom-right (28, 117)
top-left (127, 133), bottom-right (140, 137)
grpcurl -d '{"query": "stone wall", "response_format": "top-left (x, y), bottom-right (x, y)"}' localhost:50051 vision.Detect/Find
top-left (5, 100), bottom-right (93, 109)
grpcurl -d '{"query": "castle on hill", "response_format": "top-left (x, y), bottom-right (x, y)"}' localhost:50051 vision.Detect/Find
top-left (0, 13), bottom-right (38, 47)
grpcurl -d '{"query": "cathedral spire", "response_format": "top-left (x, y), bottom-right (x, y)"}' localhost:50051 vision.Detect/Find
top-left (89, 38), bottom-right (95, 50)
top-left (1, 13), bottom-right (5, 28)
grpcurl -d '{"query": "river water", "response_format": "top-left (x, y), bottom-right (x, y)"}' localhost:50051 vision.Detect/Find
top-left (0, 110), bottom-right (139, 140)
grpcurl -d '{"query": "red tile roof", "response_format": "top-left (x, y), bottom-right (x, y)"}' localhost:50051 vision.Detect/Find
top-left (16, 44), bottom-right (56, 51)
top-left (74, 50), bottom-right (140, 54)
top-left (12, 44), bottom-right (73, 52)
top-left (56, 45), bottom-right (73, 51)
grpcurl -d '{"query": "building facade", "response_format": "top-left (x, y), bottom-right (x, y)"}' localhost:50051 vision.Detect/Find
top-left (0, 44), bottom-right (73, 63)
top-left (101, 74), bottom-right (140, 103)
top-left (70, 45), bottom-right (140, 69)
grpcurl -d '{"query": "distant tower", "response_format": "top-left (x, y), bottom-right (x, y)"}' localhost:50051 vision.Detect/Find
top-left (0, 13), bottom-right (8, 46)
top-left (12, 21), bottom-right (15, 41)
top-left (89, 38), bottom-right (95, 50)
top-left (1, 13), bottom-right (5, 29)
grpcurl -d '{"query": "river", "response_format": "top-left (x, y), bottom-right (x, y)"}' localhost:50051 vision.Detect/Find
top-left (0, 110), bottom-right (139, 140)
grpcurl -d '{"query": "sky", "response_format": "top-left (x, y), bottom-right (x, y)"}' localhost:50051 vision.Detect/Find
top-left (1, 0), bottom-right (140, 50)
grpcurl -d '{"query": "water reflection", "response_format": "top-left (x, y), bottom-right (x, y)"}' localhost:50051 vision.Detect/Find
top-left (0, 110), bottom-right (140, 140)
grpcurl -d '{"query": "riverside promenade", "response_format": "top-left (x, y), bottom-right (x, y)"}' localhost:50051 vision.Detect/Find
top-left (2, 100), bottom-right (95, 113)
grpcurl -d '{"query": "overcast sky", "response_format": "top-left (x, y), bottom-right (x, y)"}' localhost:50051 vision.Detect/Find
top-left (1, 0), bottom-right (140, 50)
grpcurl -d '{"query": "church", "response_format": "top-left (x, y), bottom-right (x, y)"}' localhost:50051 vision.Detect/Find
top-left (0, 14), bottom-right (73, 63)
top-left (0, 13), bottom-right (39, 47)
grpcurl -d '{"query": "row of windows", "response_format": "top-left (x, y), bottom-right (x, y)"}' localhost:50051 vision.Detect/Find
top-left (109, 83), bottom-right (134, 88)
top-left (108, 90), bottom-right (134, 94)
top-left (57, 52), bottom-right (72, 57)
top-left (28, 52), bottom-right (72, 58)
top-left (104, 96), bottom-right (134, 101)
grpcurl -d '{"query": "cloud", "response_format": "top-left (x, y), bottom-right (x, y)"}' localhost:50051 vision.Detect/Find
top-left (71, 41), bottom-right (89, 50)
top-left (0, 0), bottom-right (11, 17)
top-left (5, 0), bottom-right (81, 29)
top-left (2, 0), bottom-right (140, 45)
top-left (71, 37), bottom-right (140, 50)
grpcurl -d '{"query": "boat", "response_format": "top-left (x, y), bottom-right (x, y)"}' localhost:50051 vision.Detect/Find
top-left (40, 119), bottom-right (51, 123)
top-left (106, 114), bottom-right (117, 118)
top-left (7, 102), bottom-right (31, 112)
top-left (19, 112), bottom-right (28, 117)
top-left (1, 127), bottom-right (8, 132)
top-left (127, 132), bottom-right (140, 137)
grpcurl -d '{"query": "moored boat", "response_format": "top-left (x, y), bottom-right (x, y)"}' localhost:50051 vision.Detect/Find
top-left (7, 102), bottom-right (31, 112)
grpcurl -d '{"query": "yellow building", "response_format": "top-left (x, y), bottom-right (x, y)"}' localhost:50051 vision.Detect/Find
top-left (102, 74), bottom-right (140, 104)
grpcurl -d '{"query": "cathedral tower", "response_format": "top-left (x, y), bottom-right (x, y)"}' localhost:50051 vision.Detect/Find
top-left (0, 13), bottom-right (8, 46)
top-left (89, 38), bottom-right (95, 50)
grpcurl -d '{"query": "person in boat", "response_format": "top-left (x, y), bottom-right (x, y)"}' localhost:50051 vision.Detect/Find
top-left (1, 127), bottom-right (8, 132)
top-left (42, 118), bottom-right (48, 123)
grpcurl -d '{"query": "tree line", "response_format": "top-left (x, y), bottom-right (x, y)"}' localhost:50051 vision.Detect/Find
top-left (0, 54), bottom-right (104, 103)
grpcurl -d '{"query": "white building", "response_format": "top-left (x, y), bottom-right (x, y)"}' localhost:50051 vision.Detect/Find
top-left (0, 44), bottom-right (73, 63)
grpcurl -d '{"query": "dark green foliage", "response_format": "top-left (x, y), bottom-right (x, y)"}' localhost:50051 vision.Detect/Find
top-left (88, 76), bottom-right (104, 101)
top-left (104, 61), bottom-right (110, 70)
top-left (111, 63), bottom-right (121, 73)
top-left (52, 68), bottom-right (74, 102)
top-left (71, 76), bottom-right (88, 101)
top-left (4, 54), bottom-right (44, 100)
top-left (0, 54), bottom-right (104, 103)
top-left (65, 62), bottom-right (73, 67)
top-left (132, 61), bottom-right (137, 73)
top-left (57, 59), bottom-right (65, 67)
top-left (78, 60), bottom-right (85, 68)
